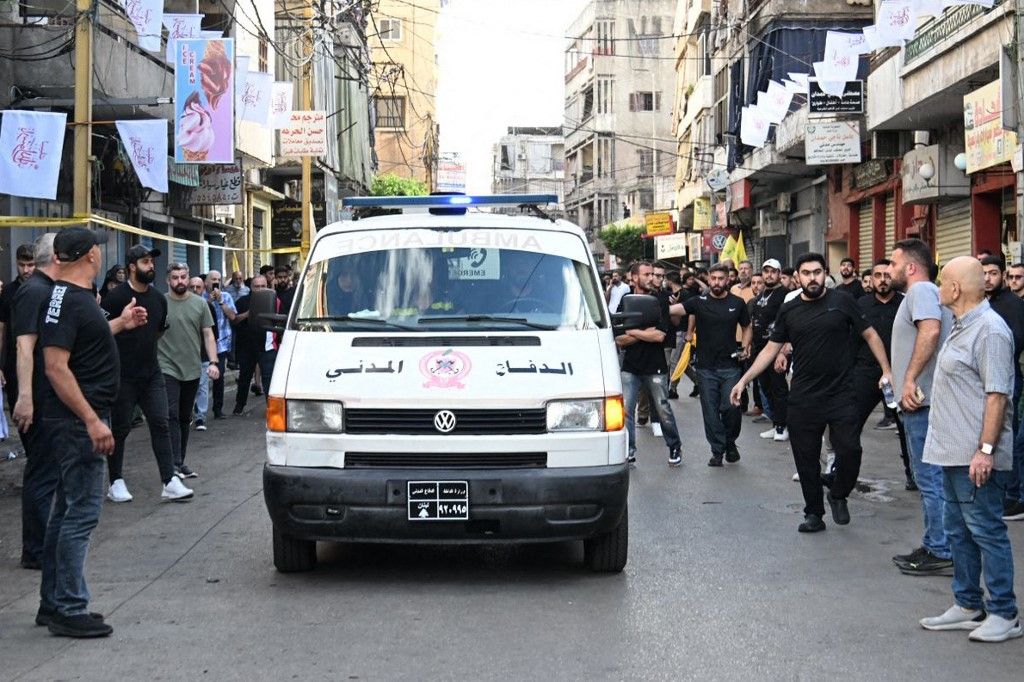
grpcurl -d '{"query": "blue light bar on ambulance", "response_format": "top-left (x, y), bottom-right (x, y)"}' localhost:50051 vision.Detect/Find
top-left (341, 194), bottom-right (558, 208)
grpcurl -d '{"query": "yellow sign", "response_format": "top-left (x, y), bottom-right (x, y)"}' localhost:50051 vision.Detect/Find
top-left (645, 212), bottom-right (674, 237)
top-left (693, 197), bottom-right (711, 231)
top-left (964, 80), bottom-right (1018, 174)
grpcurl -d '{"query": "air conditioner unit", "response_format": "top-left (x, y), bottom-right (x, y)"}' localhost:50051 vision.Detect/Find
top-left (776, 192), bottom-right (791, 213)
top-left (872, 130), bottom-right (913, 159)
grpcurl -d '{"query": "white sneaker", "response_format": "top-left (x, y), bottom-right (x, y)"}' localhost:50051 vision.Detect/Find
top-left (791, 472), bottom-right (800, 482)
top-left (760, 428), bottom-right (776, 439)
top-left (161, 475), bottom-right (194, 502)
top-left (651, 422), bottom-right (663, 437)
top-left (969, 614), bottom-right (1024, 642)
top-left (920, 605), bottom-right (986, 631)
top-left (773, 428), bottom-right (789, 442)
top-left (107, 478), bottom-right (133, 503)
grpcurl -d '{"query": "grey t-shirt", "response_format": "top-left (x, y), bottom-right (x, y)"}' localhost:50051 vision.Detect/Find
top-left (890, 281), bottom-right (953, 407)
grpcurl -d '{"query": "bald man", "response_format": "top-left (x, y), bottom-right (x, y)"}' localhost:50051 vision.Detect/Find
top-left (919, 257), bottom-right (1021, 642)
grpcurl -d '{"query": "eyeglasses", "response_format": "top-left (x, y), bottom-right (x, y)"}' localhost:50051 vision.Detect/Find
top-left (1008, 275), bottom-right (1024, 280)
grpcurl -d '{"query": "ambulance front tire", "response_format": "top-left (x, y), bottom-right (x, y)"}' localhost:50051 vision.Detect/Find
top-left (583, 507), bottom-right (628, 573)
top-left (273, 525), bottom-right (316, 572)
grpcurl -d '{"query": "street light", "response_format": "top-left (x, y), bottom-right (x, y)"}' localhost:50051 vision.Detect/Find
top-left (918, 161), bottom-right (935, 181)
top-left (953, 152), bottom-right (968, 171)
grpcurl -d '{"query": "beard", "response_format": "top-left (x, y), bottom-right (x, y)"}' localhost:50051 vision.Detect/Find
top-left (171, 283), bottom-right (188, 295)
top-left (710, 284), bottom-right (726, 296)
top-left (136, 269), bottom-right (156, 285)
top-left (802, 282), bottom-right (826, 299)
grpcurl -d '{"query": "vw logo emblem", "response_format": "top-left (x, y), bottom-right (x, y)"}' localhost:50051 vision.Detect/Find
top-left (433, 410), bottom-right (457, 433)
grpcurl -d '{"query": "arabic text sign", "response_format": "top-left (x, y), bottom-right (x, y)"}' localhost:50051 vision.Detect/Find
top-left (645, 212), bottom-right (674, 237)
top-left (655, 233), bottom-right (688, 259)
top-left (194, 163), bottom-right (243, 205)
top-left (964, 80), bottom-right (1018, 174)
top-left (173, 38), bottom-right (234, 164)
top-left (280, 111), bottom-right (327, 157)
top-left (805, 121), bottom-right (861, 165)
top-left (693, 197), bottom-right (711, 231)
top-left (808, 80), bottom-right (864, 114)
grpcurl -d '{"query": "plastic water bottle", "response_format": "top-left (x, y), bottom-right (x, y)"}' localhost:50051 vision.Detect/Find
top-left (881, 378), bottom-right (898, 409)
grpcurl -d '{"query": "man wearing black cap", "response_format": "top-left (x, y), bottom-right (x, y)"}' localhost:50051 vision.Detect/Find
top-left (37, 227), bottom-right (146, 637)
top-left (101, 245), bottom-right (193, 504)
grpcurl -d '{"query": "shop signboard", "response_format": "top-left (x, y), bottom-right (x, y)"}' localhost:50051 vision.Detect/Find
top-left (645, 212), bottom-right (674, 237)
top-left (693, 197), bottom-right (712, 230)
top-left (806, 121), bottom-right (861, 165)
top-left (808, 80), bottom-right (864, 114)
top-left (964, 80), bottom-right (1018, 174)
top-left (655, 233), bottom-right (688, 259)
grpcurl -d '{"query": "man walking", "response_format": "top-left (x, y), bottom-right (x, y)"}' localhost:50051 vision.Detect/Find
top-left (607, 270), bottom-right (631, 313)
top-left (231, 276), bottom-right (278, 414)
top-left (836, 257), bottom-right (864, 299)
top-left (889, 239), bottom-right (955, 575)
top-left (201, 270), bottom-right (235, 422)
top-left (159, 264), bottom-right (220, 477)
top-left (919, 256), bottom-right (1021, 643)
top-left (0, 243), bottom-right (37, 407)
top-left (101, 245), bottom-right (193, 502)
top-left (751, 259), bottom-right (789, 442)
top-left (224, 269), bottom-right (249, 302)
top-left (730, 253), bottom-right (892, 533)
top-left (1007, 262), bottom-right (1024, 298)
top-left (676, 264), bottom-right (751, 466)
top-left (616, 260), bottom-right (682, 466)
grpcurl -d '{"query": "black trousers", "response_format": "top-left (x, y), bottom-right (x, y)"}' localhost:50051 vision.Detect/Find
top-left (110, 368), bottom-right (175, 484)
top-left (211, 353), bottom-right (227, 417)
top-left (20, 417), bottom-right (57, 564)
top-left (788, 395), bottom-right (863, 517)
top-left (852, 367), bottom-right (913, 481)
top-left (756, 357), bottom-right (789, 429)
top-left (235, 346), bottom-right (276, 412)
top-left (164, 374), bottom-right (201, 467)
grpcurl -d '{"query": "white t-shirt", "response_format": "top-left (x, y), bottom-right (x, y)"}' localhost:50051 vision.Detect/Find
top-left (608, 282), bottom-right (631, 313)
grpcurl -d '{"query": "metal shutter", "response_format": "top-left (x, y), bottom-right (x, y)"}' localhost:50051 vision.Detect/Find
top-left (172, 241), bottom-right (188, 266)
top-left (935, 200), bottom-right (972, 267)
top-left (858, 201), bottom-right (873, 264)
top-left (884, 194), bottom-right (896, 259)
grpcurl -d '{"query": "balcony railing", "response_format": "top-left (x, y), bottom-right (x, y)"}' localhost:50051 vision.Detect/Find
top-left (904, 0), bottom-right (1005, 66)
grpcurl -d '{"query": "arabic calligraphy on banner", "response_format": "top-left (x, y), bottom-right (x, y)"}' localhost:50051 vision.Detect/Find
top-left (280, 111), bottom-right (327, 157)
top-left (964, 80), bottom-right (1018, 174)
top-left (193, 163), bottom-right (243, 205)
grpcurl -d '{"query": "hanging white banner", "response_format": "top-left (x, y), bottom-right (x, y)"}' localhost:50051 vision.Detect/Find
top-left (119, 0), bottom-right (163, 52)
top-left (762, 80), bottom-right (793, 123)
top-left (234, 55), bottom-right (251, 112)
top-left (162, 13), bottom-right (203, 63)
top-left (915, 0), bottom-right (945, 17)
top-left (270, 82), bottom-right (294, 129)
top-left (876, 0), bottom-right (916, 44)
top-left (740, 106), bottom-right (771, 148)
top-left (115, 119), bottom-right (169, 193)
top-left (812, 62), bottom-right (849, 97)
top-left (238, 72), bottom-right (273, 125)
top-left (821, 31), bottom-right (859, 83)
top-left (0, 110), bottom-right (67, 200)
top-left (942, 0), bottom-right (994, 7)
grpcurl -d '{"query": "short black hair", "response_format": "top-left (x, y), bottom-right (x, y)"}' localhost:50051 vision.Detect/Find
top-left (980, 255), bottom-right (1005, 271)
top-left (840, 257), bottom-right (856, 267)
top-left (893, 238), bottom-right (934, 271)
top-left (259, 264), bottom-right (274, 276)
top-left (781, 266), bottom-right (794, 276)
top-left (794, 252), bottom-right (827, 271)
top-left (1011, 262), bottom-right (1024, 270)
top-left (861, 268), bottom-right (873, 277)
top-left (274, 265), bottom-right (290, 276)
top-left (15, 243), bottom-right (34, 261)
top-left (872, 258), bottom-right (891, 268)
top-left (665, 270), bottom-right (681, 285)
top-left (709, 263), bottom-right (731, 277)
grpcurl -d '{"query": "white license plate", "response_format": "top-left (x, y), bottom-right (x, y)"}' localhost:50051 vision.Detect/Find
top-left (407, 481), bottom-right (469, 521)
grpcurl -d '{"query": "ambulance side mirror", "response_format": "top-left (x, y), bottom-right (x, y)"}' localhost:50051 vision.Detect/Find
top-left (251, 288), bottom-right (286, 333)
top-left (611, 294), bottom-right (660, 334)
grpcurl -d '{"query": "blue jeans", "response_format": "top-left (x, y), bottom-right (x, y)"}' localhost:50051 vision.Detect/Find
top-left (194, 360), bottom-right (210, 420)
top-left (759, 384), bottom-right (773, 422)
top-left (696, 366), bottom-right (742, 456)
top-left (39, 417), bottom-right (107, 616)
top-left (942, 467), bottom-right (1018, 620)
top-left (901, 407), bottom-right (951, 559)
top-left (622, 371), bottom-right (681, 458)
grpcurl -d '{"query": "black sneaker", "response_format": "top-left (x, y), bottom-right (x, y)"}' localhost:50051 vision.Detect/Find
top-left (20, 555), bottom-right (42, 570)
top-left (627, 454), bottom-right (636, 465)
top-left (1003, 500), bottom-right (1024, 521)
top-left (892, 546), bottom-right (927, 566)
top-left (637, 416), bottom-right (649, 426)
top-left (36, 608), bottom-right (103, 627)
top-left (798, 514), bottom-right (826, 533)
top-left (725, 444), bottom-right (740, 463)
top-left (751, 415), bottom-right (769, 423)
top-left (688, 386), bottom-right (700, 398)
top-left (707, 455), bottom-right (723, 467)
top-left (826, 490), bottom-right (850, 525)
top-left (898, 550), bottom-right (954, 576)
top-left (668, 448), bottom-right (682, 467)
top-left (874, 417), bottom-right (897, 430)
top-left (905, 476), bottom-right (918, 492)
top-left (47, 612), bottom-right (113, 638)
top-left (232, 407), bottom-right (244, 416)
top-left (178, 464), bottom-right (198, 479)
top-left (213, 412), bottom-right (227, 420)
top-left (251, 385), bottom-right (263, 396)
top-left (668, 388), bottom-right (679, 399)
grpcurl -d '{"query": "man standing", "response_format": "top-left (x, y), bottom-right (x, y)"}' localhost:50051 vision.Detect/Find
top-left (729, 260), bottom-right (755, 302)
top-left (852, 260), bottom-right (914, 490)
top-left (1007, 262), bottom-right (1024, 298)
top-left (730, 253), bottom-right (892, 533)
top-left (889, 238), bottom-right (954, 575)
top-left (159, 264), bottom-right (220, 477)
top-left (202, 270), bottom-right (236, 421)
top-left (751, 259), bottom-right (790, 442)
top-left (0, 243), bottom-right (38, 407)
top-left (836, 257), bottom-right (864, 298)
top-left (616, 260), bottom-right (683, 466)
top-left (274, 264), bottom-right (296, 313)
top-left (919, 256), bottom-right (1021, 643)
top-left (101, 245), bottom-right (193, 502)
top-left (37, 228), bottom-right (139, 637)
top-left (676, 264), bottom-right (751, 466)
top-left (607, 270), bottom-right (631, 313)
top-left (231, 276), bottom-right (277, 415)
top-left (223, 269), bottom-right (249, 302)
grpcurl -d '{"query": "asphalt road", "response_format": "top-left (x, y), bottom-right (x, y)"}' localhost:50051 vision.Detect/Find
top-left (1, 387), bottom-right (1022, 680)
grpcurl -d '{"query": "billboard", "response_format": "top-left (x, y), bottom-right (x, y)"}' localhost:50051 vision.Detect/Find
top-left (173, 38), bottom-right (235, 164)
top-left (437, 151), bottom-right (466, 192)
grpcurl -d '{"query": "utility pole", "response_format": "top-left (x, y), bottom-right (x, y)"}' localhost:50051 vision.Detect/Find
top-left (299, 0), bottom-right (314, 263)
top-left (73, 0), bottom-right (94, 216)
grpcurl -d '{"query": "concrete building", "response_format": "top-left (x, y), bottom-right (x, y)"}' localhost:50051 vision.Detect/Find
top-left (491, 127), bottom-right (565, 214)
top-left (563, 0), bottom-right (678, 253)
top-left (369, 0), bottom-right (440, 188)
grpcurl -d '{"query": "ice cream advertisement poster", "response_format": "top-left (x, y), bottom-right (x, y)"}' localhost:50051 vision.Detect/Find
top-left (174, 38), bottom-right (234, 164)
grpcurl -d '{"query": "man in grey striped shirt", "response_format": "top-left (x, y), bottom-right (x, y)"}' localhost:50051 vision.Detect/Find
top-left (919, 257), bottom-right (1021, 642)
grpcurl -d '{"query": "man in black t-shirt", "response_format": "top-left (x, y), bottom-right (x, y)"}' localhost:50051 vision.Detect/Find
top-left (731, 252), bottom-right (893, 534)
top-left (101, 244), bottom-right (193, 502)
top-left (750, 259), bottom-right (790, 440)
top-left (0, 243), bottom-right (37, 408)
top-left (616, 261), bottom-right (682, 466)
top-left (835, 257), bottom-right (865, 299)
top-left (231, 275), bottom-right (278, 414)
top-left (677, 264), bottom-right (751, 466)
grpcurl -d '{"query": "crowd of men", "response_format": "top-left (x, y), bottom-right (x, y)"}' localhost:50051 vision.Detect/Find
top-left (605, 241), bottom-right (1023, 643)
top-left (0, 231), bottom-right (296, 638)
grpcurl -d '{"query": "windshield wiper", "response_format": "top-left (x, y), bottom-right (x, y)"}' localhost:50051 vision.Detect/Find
top-left (295, 315), bottom-right (416, 331)
top-left (417, 314), bottom-right (558, 330)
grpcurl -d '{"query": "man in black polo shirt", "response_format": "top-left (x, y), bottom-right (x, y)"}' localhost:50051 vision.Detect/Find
top-left (731, 252), bottom-right (892, 533)
top-left (616, 260), bottom-right (682, 466)
top-left (853, 259), bottom-right (914, 490)
top-left (751, 259), bottom-right (789, 441)
top-left (835, 257), bottom-right (864, 298)
top-left (676, 264), bottom-right (751, 466)
top-left (102, 244), bottom-right (193, 503)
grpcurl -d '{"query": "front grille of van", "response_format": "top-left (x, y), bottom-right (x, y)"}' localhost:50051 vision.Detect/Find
top-left (343, 408), bottom-right (547, 435)
top-left (343, 451), bottom-right (547, 469)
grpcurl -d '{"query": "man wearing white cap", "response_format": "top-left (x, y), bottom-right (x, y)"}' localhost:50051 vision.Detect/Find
top-left (750, 258), bottom-right (789, 442)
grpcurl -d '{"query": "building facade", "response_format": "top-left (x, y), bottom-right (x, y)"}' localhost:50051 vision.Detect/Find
top-left (491, 127), bottom-right (565, 214)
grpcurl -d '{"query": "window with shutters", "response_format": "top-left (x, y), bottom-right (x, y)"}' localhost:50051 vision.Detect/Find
top-left (596, 137), bottom-right (614, 178)
top-left (379, 19), bottom-right (402, 41)
top-left (696, 25), bottom-right (711, 77)
top-left (500, 145), bottom-right (512, 171)
top-left (582, 85), bottom-right (594, 121)
top-left (375, 96), bottom-right (405, 129)
top-left (253, 208), bottom-right (266, 269)
top-left (713, 67), bottom-right (728, 139)
top-left (637, 149), bottom-right (654, 177)
top-left (258, 38), bottom-right (268, 72)
top-left (595, 20), bottom-right (615, 55)
top-left (629, 92), bottom-right (660, 112)
top-left (596, 77), bottom-right (614, 114)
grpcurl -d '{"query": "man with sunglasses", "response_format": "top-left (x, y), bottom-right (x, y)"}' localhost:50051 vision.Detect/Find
top-left (1007, 263), bottom-right (1024, 298)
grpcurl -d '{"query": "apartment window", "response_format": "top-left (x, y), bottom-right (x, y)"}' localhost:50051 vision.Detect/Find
top-left (595, 19), bottom-right (615, 55)
top-left (258, 37), bottom-right (269, 73)
top-left (500, 145), bottom-right (513, 171)
top-left (551, 144), bottom-right (565, 172)
top-left (639, 191), bottom-right (654, 211)
top-left (713, 67), bottom-right (728, 141)
top-left (637, 149), bottom-right (654, 177)
top-left (379, 18), bottom-right (402, 41)
top-left (696, 27), bottom-right (711, 78)
top-left (596, 137), bottom-right (614, 178)
top-left (375, 96), bottom-right (405, 129)
top-left (596, 77), bottom-right (614, 114)
top-left (252, 208), bottom-right (266, 269)
top-left (629, 92), bottom-right (661, 112)
top-left (582, 85), bottom-right (594, 121)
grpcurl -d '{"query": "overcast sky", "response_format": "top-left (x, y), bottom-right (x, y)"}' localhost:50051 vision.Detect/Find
top-left (436, 0), bottom-right (588, 193)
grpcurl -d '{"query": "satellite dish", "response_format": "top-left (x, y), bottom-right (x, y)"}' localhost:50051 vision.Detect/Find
top-left (706, 169), bottom-right (730, 191)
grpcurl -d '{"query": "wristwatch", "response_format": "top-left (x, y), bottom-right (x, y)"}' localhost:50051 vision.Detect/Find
top-left (980, 443), bottom-right (994, 456)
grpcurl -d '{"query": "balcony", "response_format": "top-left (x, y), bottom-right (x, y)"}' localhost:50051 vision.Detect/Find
top-left (904, 0), bottom-right (1006, 67)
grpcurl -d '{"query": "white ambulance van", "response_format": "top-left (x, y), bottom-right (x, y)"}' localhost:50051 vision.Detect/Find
top-left (258, 194), bottom-right (655, 574)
